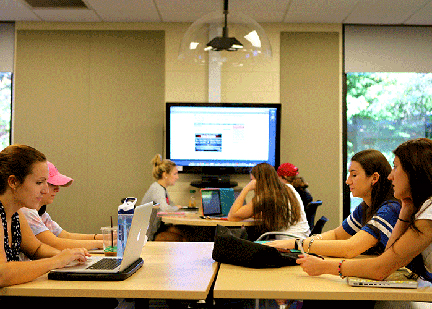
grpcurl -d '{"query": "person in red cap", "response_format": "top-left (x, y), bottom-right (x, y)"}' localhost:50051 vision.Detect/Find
top-left (277, 162), bottom-right (313, 207)
top-left (20, 161), bottom-right (103, 251)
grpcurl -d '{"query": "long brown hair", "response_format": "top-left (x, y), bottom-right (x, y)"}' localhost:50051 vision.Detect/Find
top-left (251, 163), bottom-right (301, 233)
top-left (351, 149), bottom-right (395, 224)
top-left (393, 138), bottom-right (432, 231)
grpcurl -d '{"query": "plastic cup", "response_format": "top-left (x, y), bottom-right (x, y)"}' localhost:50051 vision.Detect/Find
top-left (101, 226), bottom-right (118, 256)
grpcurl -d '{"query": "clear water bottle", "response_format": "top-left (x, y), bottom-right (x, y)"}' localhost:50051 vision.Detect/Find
top-left (117, 197), bottom-right (136, 258)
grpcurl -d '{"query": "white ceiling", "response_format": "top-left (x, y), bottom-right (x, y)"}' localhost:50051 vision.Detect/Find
top-left (1, 0), bottom-right (432, 25)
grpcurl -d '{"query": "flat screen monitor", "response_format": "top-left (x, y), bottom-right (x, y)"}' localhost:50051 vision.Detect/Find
top-left (166, 102), bottom-right (281, 187)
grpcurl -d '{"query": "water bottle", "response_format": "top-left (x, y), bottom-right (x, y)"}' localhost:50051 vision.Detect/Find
top-left (189, 189), bottom-right (197, 208)
top-left (117, 197), bottom-right (136, 258)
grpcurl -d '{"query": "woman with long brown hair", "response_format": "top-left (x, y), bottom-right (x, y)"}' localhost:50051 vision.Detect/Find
top-left (268, 149), bottom-right (400, 258)
top-left (297, 138), bottom-right (432, 285)
top-left (227, 163), bottom-right (310, 239)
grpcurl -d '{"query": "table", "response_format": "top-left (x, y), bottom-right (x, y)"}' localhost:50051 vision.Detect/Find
top-left (0, 242), bottom-right (217, 300)
top-left (213, 262), bottom-right (432, 302)
top-left (161, 213), bottom-right (256, 227)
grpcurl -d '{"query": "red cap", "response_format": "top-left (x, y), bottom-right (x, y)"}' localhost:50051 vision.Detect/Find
top-left (277, 163), bottom-right (299, 177)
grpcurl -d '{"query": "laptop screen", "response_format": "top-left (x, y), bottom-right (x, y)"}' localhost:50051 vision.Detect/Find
top-left (202, 189), bottom-right (222, 216)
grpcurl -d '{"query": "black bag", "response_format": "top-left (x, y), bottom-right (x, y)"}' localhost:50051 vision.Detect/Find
top-left (212, 225), bottom-right (300, 268)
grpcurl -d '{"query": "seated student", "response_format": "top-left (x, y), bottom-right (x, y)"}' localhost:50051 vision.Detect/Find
top-left (228, 162), bottom-right (310, 239)
top-left (20, 161), bottom-right (103, 251)
top-left (277, 162), bottom-right (313, 207)
top-left (297, 138), bottom-right (432, 287)
top-left (268, 149), bottom-right (401, 258)
top-left (141, 154), bottom-right (190, 241)
top-left (0, 145), bottom-right (89, 287)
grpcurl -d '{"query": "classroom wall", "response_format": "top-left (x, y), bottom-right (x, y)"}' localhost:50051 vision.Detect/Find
top-left (13, 22), bottom-right (342, 233)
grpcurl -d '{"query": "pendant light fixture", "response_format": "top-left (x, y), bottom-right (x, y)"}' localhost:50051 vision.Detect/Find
top-left (178, 0), bottom-right (272, 67)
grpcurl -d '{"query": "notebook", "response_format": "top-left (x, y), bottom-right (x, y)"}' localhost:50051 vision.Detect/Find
top-left (347, 268), bottom-right (418, 289)
top-left (48, 202), bottom-right (153, 281)
top-left (201, 188), bottom-right (227, 218)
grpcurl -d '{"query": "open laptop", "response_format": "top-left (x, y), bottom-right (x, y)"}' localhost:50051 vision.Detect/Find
top-left (48, 202), bottom-right (153, 281)
top-left (347, 268), bottom-right (418, 289)
top-left (201, 188), bottom-right (228, 219)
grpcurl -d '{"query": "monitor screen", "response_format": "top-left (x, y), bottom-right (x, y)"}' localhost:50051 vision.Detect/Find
top-left (166, 103), bottom-right (281, 177)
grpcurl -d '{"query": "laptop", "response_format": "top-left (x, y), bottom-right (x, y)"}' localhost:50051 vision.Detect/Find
top-left (48, 202), bottom-right (153, 281)
top-left (201, 188), bottom-right (229, 219)
top-left (347, 268), bottom-right (418, 289)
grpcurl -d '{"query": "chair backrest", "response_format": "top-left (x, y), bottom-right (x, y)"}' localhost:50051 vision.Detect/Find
top-left (310, 216), bottom-right (328, 235)
top-left (304, 200), bottom-right (323, 231)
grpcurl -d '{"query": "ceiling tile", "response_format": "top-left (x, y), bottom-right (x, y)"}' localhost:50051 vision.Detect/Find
top-left (285, 0), bottom-right (358, 23)
top-left (403, 1), bottom-right (432, 25)
top-left (33, 8), bottom-right (101, 22)
top-left (345, 0), bottom-right (431, 24)
top-left (86, 0), bottom-right (161, 22)
top-left (0, 0), bottom-right (40, 21)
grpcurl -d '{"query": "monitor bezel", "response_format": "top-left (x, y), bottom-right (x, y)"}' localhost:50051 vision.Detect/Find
top-left (165, 102), bottom-right (281, 176)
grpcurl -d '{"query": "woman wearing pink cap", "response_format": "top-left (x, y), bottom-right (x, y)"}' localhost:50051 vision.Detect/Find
top-left (20, 161), bottom-right (103, 251)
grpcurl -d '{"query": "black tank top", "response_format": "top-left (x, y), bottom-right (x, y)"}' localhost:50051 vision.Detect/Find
top-left (0, 202), bottom-right (21, 261)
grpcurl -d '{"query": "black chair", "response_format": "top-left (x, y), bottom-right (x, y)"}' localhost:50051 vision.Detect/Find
top-left (304, 200), bottom-right (323, 232)
top-left (310, 215), bottom-right (328, 235)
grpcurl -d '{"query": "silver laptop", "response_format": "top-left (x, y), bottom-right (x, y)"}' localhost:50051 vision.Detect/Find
top-left (347, 268), bottom-right (418, 289)
top-left (48, 202), bottom-right (153, 280)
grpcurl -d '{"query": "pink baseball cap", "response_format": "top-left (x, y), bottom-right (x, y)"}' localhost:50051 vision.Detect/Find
top-left (47, 161), bottom-right (73, 187)
top-left (277, 162), bottom-right (299, 177)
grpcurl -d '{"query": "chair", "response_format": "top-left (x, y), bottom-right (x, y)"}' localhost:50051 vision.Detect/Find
top-left (255, 200), bottom-right (327, 241)
top-left (304, 200), bottom-right (323, 232)
top-left (310, 215), bottom-right (328, 235)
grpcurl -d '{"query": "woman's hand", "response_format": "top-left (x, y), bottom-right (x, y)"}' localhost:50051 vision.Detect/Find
top-left (264, 239), bottom-right (296, 249)
top-left (54, 248), bottom-right (90, 269)
top-left (244, 179), bottom-right (256, 192)
top-left (296, 254), bottom-right (330, 276)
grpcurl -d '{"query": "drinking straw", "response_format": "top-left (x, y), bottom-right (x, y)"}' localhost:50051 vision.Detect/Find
top-left (110, 216), bottom-right (114, 248)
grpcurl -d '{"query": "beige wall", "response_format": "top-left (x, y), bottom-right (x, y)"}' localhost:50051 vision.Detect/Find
top-left (14, 22), bottom-right (343, 233)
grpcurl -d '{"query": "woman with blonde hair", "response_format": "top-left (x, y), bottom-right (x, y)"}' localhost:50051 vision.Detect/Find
top-left (141, 154), bottom-right (189, 241)
top-left (228, 163), bottom-right (310, 239)
top-left (142, 154), bottom-right (181, 212)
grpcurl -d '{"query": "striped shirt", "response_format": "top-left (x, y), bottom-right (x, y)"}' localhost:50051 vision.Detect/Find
top-left (342, 200), bottom-right (401, 253)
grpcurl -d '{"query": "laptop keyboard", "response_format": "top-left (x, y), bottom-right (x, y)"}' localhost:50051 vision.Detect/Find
top-left (87, 258), bottom-right (122, 270)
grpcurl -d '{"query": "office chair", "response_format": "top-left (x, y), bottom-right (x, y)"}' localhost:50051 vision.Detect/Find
top-left (304, 200), bottom-right (323, 231)
top-left (310, 215), bottom-right (328, 235)
top-left (255, 200), bottom-right (326, 241)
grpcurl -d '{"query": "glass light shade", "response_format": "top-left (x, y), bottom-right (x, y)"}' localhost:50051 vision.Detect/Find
top-left (178, 11), bottom-right (272, 67)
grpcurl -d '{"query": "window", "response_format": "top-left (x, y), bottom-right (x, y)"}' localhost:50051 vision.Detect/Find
top-left (346, 72), bottom-right (432, 212)
top-left (0, 72), bottom-right (12, 149)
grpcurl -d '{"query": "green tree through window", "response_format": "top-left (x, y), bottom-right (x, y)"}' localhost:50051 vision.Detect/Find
top-left (347, 72), bottom-right (432, 211)
top-left (0, 72), bottom-right (12, 149)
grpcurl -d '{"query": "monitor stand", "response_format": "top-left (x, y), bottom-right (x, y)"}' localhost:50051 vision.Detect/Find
top-left (191, 175), bottom-right (238, 188)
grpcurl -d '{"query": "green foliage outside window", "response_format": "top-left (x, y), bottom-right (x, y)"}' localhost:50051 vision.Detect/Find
top-left (0, 72), bottom-right (12, 150)
top-left (347, 72), bottom-right (432, 163)
top-left (347, 72), bottom-right (432, 211)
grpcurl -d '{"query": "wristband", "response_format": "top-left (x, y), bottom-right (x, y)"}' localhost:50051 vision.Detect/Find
top-left (338, 259), bottom-right (346, 279)
top-left (307, 238), bottom-right (314, 253)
